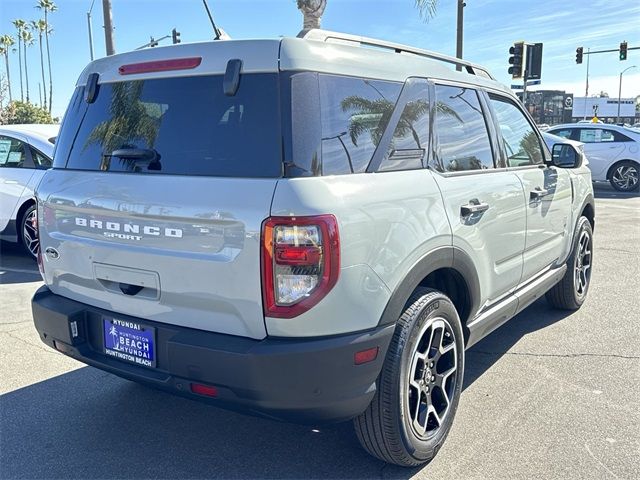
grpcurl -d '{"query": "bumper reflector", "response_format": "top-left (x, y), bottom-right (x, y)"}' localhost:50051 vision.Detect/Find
top-left (354, 347), bottom-right (379, 365)
top-left (190, 383), bottom-right (218, 397)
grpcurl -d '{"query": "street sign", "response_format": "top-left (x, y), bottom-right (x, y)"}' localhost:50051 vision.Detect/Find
top-left (511, 84), bottom-right (524, 89)
top-left (527, 79), bottom-right (541, 86)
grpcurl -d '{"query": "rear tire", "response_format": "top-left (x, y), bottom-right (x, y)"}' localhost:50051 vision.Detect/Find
top-left (19, 204), bottom-right (39, 259)
top-left (354, 288), bottom-right (464, 467)
top-left (609, 160), bottom-right (639, 192)
top-left (546, 216), bottom-right (593, 310)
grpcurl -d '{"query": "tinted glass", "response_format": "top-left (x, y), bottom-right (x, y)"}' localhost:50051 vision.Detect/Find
top-left (319, 74), bottom-right (402, 175)
top-left (490, 95), bottom-right (543, 167)
top-left (434, 85), bottom-right (494, 172)
top-left (0, 136), bottom-right (27, 168)
top-left (30, 147), bottom-right (52, 168)
top-left (379, 80), bottom-right (429, 172)
top-left (56, 74), bottom-right (282, 177)
top-left (550, 128), bottom-right (575, 139)
top-left (578, 129), bottom-right (604, 143)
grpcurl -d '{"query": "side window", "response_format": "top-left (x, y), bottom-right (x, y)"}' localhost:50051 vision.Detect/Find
top-left (30, 147), bottom-right (52, 169)
top-left (550, 129), bottom-right (574, 139)
top-left (578, 129), bottom-right (601, 143)
top-left (613, 130), bottom-right (633, 142)
top-left (489, 95), bottom-right (543, 167)
top-left (0, 136), bottom-right (27, 168)
top-left (378, 80), bottom-right (429, 172)
top-left (601, 130), bottom-right (615, 142)
top-left (319, 74), bottom-right (402, 175)
top-left (433, 85), bottom-right (494, 172)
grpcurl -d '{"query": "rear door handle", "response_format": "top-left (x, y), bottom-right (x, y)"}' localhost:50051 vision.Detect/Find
top-left (530, 187), bottom-right (549, 200)
top-left (460, 201), bottom-right (490, 217)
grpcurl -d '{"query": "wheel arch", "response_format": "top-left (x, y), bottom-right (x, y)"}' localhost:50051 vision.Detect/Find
top-left (377, 246), bottom-right (481, 341)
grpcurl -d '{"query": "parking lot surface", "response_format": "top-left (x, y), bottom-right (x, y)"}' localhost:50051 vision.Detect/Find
top-left (1, 185), bottom-right (638, 480)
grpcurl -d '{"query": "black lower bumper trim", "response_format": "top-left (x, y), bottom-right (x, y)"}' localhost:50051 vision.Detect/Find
top-left (31, 286), bottom-right (394, 424)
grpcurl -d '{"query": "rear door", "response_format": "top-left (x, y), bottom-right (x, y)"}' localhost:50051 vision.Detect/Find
top-left (430, 83), bottom-right (526, 309)
top-left (576, 128), bottom-right (627, 180)
top-left (37, 70), bottom-right (284, 340)
top-left (486, 93), bottom-right (572, 282)
top-left (0, 135), bottom-right (36, 232)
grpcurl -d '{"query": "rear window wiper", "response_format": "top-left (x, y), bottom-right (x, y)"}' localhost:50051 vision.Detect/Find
top-left (101, 148), bottom-right (162, 171)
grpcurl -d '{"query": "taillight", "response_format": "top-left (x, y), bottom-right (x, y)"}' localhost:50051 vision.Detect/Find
top-left (261, 215), bottom-right (340, 318)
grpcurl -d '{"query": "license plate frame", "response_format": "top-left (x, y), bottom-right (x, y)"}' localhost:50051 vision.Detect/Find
top-left (103, 317), bottom-right (156, 368)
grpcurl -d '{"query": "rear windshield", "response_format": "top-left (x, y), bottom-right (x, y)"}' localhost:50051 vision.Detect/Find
top-left (54, 74), bottom-right (282, 177)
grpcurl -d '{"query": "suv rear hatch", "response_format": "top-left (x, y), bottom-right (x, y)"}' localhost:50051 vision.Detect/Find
top-left (36, 43), bottom-right (283, 339)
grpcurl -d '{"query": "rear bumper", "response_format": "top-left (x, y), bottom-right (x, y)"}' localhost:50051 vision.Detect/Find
top-left (31, 286), bottom-right (394, 424)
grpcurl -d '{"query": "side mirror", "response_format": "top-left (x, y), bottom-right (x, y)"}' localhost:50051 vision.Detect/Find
top-left (551, 143), bottom-right (581, 168)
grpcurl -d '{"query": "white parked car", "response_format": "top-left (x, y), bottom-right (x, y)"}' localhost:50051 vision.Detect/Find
top-left (0, 124), bottom-right (59, 257)
top-left (547, 123), bottom-right (639, 192)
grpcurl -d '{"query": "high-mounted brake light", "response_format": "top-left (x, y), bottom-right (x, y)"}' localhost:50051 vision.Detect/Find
top-left (261, 215), bottom-right (340, 319)
top-left (118, 57), bottom-right (202, 75)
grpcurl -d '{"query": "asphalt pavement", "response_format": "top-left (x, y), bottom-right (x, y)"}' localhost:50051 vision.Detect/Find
top-left (1, 185), bottom-right (638, 479)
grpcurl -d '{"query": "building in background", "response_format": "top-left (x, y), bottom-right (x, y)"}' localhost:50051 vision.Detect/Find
top-left (517, 90), bottom-right (639, 126)
top-left (571, 97), bottom-right (636, 124)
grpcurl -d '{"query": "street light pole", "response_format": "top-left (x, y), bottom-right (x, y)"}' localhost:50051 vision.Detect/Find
top-left (617, 65), bottom-right (637, 124)
top-left (87, 0), bottom-right (95, 61)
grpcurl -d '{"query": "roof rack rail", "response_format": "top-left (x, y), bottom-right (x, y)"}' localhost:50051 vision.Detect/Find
top-left (298, 29), bottom-right (494, 80)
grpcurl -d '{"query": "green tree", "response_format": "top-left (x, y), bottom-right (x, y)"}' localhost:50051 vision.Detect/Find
top-left (31, 20), bottom-right (48, 110)
top-left (36, 0), bottom-right (56, 114)
top-left (0, 35), bottom-right (15, 102)
top-left (2, 100), bottom-right (54, 124)
top-left (11, 20), bottom-right (26, 102)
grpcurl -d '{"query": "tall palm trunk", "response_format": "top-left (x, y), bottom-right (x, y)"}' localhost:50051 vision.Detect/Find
top-left (38, 31), bottom-right (47, 110)
top-left (17, 35), bottom-right (23, 102)
top-left (23, 39), bottom-right (30, 102)
top-left (297, 0), bottom-right (327, 30)
top-left (3, 50), bottom-right (11, 102)
top-left (45, 9), bottom-right (53, 114)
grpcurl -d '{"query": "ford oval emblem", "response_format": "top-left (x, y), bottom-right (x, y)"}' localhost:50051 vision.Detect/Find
top-left (44, 247), bottom-right (60, 259)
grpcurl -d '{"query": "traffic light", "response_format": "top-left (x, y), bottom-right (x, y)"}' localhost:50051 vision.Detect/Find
top-left (576, 47), bottom-right (583, 64)
top-left (508, 41), bottom-right (525, 79)
top-left (172, 28), bottom-right (181, 44)
top-left (149, 36), bottom-right (158, 48)
top-left (620, 41), bottom-right (627, 61)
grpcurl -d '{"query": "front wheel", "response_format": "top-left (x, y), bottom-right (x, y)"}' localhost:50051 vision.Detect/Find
top-left (609, 161), bottom-right (639, 192)
top-left (354, 288), bottom-right (465, 467)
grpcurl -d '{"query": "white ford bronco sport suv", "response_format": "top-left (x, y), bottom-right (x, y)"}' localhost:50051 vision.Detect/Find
top-left (32, 30), bottom-right (595, 466)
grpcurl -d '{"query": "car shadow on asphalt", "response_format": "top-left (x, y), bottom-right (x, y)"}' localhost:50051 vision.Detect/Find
top-left (0, 240), bottom-right (41, 285)
top-left (593, 184), bottom-right (639, 200)
top-left (0, 297), bottom-right (574, 480)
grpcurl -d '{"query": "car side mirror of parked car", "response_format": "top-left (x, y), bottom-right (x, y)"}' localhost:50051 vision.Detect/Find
top-left (550, 143), bottom-right (581, 168)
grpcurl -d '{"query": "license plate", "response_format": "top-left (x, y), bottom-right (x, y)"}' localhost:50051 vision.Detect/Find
top-left (103, 317), bottom-right (156, 368)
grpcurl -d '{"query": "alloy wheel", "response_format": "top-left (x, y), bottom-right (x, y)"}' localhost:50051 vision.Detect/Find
top-left (612, 165), bottom-right (638, 191)
top-left (22, 208), bottom-right (39, 258)
top-left (406, 317), bottom-right (458, 439)
top-left (574, 230), bottom-right (592, 298)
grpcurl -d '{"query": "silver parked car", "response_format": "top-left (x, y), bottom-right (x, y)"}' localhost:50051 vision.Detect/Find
top-left (0, 124), bottom-right (59, 257)
top-left (31, 30), bottom-right (594, 467)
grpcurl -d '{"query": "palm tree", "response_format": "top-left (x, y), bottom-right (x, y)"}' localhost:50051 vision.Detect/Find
top-left (36, 0), bottom-right (56, 114)
top-left (296, 0), bottom-right (327, 30)
top-left (414, 0), bottom-right (439, 20)
top-left (30, 20), bottom-right (47, 110)
top-left (12, 20), bottom-right (26, 102)
top-left (20, 26), bottom-right (34, 103)
top-left (0, 35), bottom-right (15, 101)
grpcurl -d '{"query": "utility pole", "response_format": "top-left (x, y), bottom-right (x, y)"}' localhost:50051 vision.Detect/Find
top-left (583, 47), bottom-right (590, 119)
top-left (102, 0), bottom-right (115, 56)
top-left (455, 0), bottom-right (465, 71)
top-left (87, 0), bottom-right (96, 61)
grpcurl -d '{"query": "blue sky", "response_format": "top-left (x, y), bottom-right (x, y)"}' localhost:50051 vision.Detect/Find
top-left (2, 0), bottom-right (639, 118)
